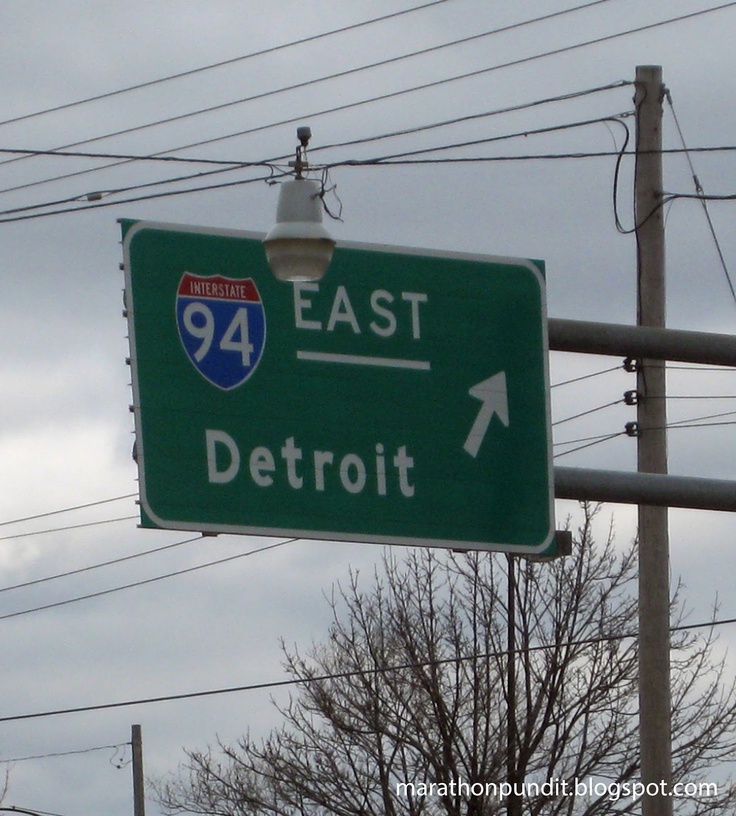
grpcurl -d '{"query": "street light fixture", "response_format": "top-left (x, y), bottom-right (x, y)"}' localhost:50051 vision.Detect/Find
top-left (263, 127), bottom-right (335, 281)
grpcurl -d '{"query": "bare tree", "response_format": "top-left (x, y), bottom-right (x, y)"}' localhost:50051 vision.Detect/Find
top-left (156, 505), bottom-right (736, 815)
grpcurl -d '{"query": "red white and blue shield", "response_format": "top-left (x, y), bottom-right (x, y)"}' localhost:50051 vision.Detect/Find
top-left (176, 272), bottom-right (266, 390)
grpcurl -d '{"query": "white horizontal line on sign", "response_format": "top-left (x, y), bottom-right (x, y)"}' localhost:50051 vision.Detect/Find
top-left (297, 350), bottom-right (431, 371)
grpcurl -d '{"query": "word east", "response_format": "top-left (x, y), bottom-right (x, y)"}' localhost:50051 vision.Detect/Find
top-left (206, 430), bottom-right (416, 498)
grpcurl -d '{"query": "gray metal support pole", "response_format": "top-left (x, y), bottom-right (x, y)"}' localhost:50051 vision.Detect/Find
top-left (132, 724), bottom-right (145, 816)
top-left (554, 467), bottom-right (736, 511)
top-left (548, 317), bottom-right (736, 366)
top-left (635, 65), bottom-right (672, 816)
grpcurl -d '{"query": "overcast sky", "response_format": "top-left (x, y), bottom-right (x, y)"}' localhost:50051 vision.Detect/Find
top-left (2, 1), bottom-right (736, 814)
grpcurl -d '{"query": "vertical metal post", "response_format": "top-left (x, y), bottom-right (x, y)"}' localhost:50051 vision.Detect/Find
top-left (132, 724), bottom-right (146, 816)
top-left (635, 64), bottom-right (672, 816)
top-left (506, 554), bottom-right (521, 816)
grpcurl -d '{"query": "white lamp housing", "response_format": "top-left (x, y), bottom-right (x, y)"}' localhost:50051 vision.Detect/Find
top-left (263, 179), bottom-right (336, 281)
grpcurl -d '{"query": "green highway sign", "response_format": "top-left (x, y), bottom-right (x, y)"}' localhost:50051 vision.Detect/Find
top-left (122, 220), bottom-right (554, 554)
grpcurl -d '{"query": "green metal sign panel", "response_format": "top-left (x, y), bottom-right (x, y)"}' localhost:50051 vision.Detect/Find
top-left (122, 220), bottom-right (554, 553)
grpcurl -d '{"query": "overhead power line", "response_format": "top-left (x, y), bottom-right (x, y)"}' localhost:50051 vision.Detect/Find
top-left (0, 139), bottom-right (736, 178)
top-left (0, 1), bottom-right (451, 129)
top-left (0, 0), bottom-right (610, 171)
top-left (0, 494), bottom-right (136, 530)
top-left (0, 611), bottom-right (732, 724)
top-left (0, 3), bottom-right (626, 200)
top-left (0, 537), bottom-right (294, 622)
top-left (10, 149), bottom-right (736, 227)
top-left (0, 80), bottom-right (631, 202)
top-left (0, 79), bottom-right (631, 168)
top-left (7, 143), bottom-right (736, 224)
top-left (321, 147), bottom-right (736, 167)
top-left (0, 741), bottom-right (129, 764)
top-left (313, 81), bottom-right (631, 156)
top-left (551, 364), bottom-right (624, 389)
top-left (5, 1), bottom-right (732, 201)
top-left (0, 162), bottom-right (278, 219)
top-left (0, 168), bottom-right (280, 224)
top-left (331, 112), bottom-right (632, 166)
top-left (0, 146), bottom-right (242, 165)
top-left (0, 534), bottom-right (200, 594)
top-left (553, 431), bottom-right (627, 458)
top-left (0, 113), bottom-right (630, 223)
top-left (667, 408), bottom-right (736, 426)
top-left (666, 90), bottom-right (736, 311)
top-left (138, 0), bottom-right (736, 161)
top-left (0, 808), bottom-right (71, 816)
top-left (0, 0), bottom-right (617, 183)
top-left (552, 398), bottom-right (624, 427)
top-left (0, 515), bottom-right (137, 544)
top-left (9, 127), bottom-right (736, 226)
top-left (0, 111), bottom-right (628, 223)
top-left (553, 407), bottom-right (736, 459)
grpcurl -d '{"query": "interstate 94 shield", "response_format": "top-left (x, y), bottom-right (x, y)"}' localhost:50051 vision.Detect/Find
top-left (175, 272), bottom-right (266, 390)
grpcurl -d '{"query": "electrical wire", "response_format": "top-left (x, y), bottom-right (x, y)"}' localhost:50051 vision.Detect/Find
top-left (0, 146), bottom-right (240, 165)
top-left (664, 191), bottom-right (736, 202)
top-left (0, 113), bottom-right (630, 223)
top-left (327, 112), bottom-right (633, 166)
top-left (553, 431), bottom-right (627, 458)
top-left (552, 399), bottom-right (624, 427)
top-left (668, 363), bottom-right (736, 371)
top-left (0, 535), bottom-right (202, 595)
top-left (553, 405), bottom-right (736, 458)
top-left (553, 403), bottom-right (736, 456)
top-left (317, 146), bottom-right (736, 166)
top-left (666, 90), bottom-right (736, 310)
top-left (664, 394), bottom-right (736, 400)
top-left (0, 162), bottom-right (262, 218)
top-left (5, 79), bottom-right (736, 227)
top-left (664, 419), bottom-right (736, 431)
top-left (8, 144), bottom-right (736, 223)
top-left (551, 364), bottom-right (623, 389)
top-left (0, 14), bottom-right (634, 200)
top-left (0, 809), bottom-right (70, 816)
top-left (5, 131), bottom-right (734, 176)
top-left (0, 168), bottom-right (281, 224)
top-left (667, 408), bottom-right (736, 426)
top-left (0, 741), bottom-right (129, 764)
top-left (12, 145), bottom-right (736, 226)
top-left (0, 516), bottom-right (137, 544)
top-left (6, 142), bottom-right (736, 221)
top-left (0, 537), bottom-right (295, 622)
top-left (0, 494), bottom-right (136, 529)
top-left (6, 1), bottom-right (732, 199)
top-left (0, 610), bottom-right (733, 724)
top-left (310, 81), bottom-right (631, 157)
top-left (0, 1), bottom-right (451, 130)
top-left (0, 0), bottom-right (619, 186)
top-left (0, 83), bottom-right (633, 212)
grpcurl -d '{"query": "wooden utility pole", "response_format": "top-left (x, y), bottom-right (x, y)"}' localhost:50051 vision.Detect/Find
top-left (132, 724), bottom-right (146, 816)
top-left (635, 64), bottom-right (672, 816)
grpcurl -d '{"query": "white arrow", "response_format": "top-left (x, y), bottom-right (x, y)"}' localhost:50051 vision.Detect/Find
top-left (463, 372), bottom-right (509, 458)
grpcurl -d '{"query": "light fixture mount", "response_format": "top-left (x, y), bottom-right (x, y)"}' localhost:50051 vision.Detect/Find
top-left (263, 127), bottom-right (335, 282)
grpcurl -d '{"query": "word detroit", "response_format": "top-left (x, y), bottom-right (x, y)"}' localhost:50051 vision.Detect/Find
top-left (206, 431), bottom-right (417, 498)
